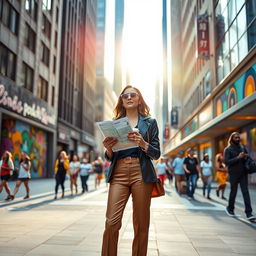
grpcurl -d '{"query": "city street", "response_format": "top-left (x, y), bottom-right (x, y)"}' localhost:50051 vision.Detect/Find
top-left (1, 178), bottom-right (256, 256)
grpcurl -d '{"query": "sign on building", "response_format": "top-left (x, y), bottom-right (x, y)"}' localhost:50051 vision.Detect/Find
top-left (197, 13), bottom-right (210, 58)
top-left (171, 108), bottom-right (179, 127)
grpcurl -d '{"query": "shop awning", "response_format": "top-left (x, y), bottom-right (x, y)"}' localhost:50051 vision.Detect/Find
top-left (163, 93), bottom-right (256, 156)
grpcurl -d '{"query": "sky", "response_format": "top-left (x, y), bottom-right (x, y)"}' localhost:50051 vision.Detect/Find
top-left (122, 0), bottom-right (163, 112)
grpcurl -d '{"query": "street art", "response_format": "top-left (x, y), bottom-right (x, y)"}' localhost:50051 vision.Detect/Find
top-left (0, 118), bottom-right (47, 178)
top-left (215, 63), bottom-right (256, 116)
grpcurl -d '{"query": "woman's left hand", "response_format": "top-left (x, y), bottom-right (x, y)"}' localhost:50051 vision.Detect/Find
top-left (127, 131), bottom-right (147, 149)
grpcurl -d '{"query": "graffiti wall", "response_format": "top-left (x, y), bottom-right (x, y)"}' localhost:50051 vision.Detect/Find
top-left (0, 117), bottom-right (47, 178)
top-left (215, 63), bottom-right (256, 116)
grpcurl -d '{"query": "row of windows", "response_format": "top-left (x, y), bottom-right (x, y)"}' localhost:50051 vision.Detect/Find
top-left (216, 0), bottom-right (256, 83)
top-left (0, 0), bottom-right (19, 35)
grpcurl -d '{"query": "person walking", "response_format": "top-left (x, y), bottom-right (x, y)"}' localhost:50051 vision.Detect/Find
top-left (200, 154), bottom-right (213, 200)
top-left (224, 132), bottom-right (255, 221)
top-left (0, 151), bottom-right (14, 200)
top-left (172, 151), bottom-right (185, 195)
top-left (156, 157), bottom-right (168, 185)
top-left (183, 148), bottom-right (200, 200)
top-left (54, 151), bottom-right (69, 199)
top-left (215, 153), bottom-right (228, 200)
top-left (101, 85), bottom-right (160, 256)
top-left (69, 154), bottom-right (80, 195)
top-left (80, 158), bottom-right (92, 193)
top-left (13, 152), bottom-right (31, 200)
top-left (93, 156), bottom-right (104, 189)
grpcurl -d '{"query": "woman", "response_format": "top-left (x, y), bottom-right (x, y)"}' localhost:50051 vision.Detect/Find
top-left (101, 85), bottom-right (160, 256)
top-left (54, 151), bottom-right (69, 199)
top-left (13, 152), bottom-right (31, 200)
top-left (215, 153), bottom-right (228, 200)
top-left (156, 157), bottom-right (168, 184)
top-left (0, 151), bottom-right (14, 200)
top-left (200, 154), bottom-right (213, 200)
top-left (93, 156), bottom-right (104, 189)
top-left (69, 154), bottom-right (80, 195)
top-left (80, 158), bottom-right (92, 193)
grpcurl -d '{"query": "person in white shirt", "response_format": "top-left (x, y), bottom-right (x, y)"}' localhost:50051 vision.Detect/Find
top-left (69, 155), bottom-right (80, 195)
top-left (13, 152), bottom-right (31, 200)
top-left (0, 151), bottom-right (14, 200)
top-left (200, 154), bottom-right (213, 200)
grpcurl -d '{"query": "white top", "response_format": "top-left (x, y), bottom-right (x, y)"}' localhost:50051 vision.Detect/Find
top-left (200, 160), bottom-right (212, 176)
top-left (69, 161), bottom-right (80, 175)
top-left (18, 163), bottom-right (31, 178)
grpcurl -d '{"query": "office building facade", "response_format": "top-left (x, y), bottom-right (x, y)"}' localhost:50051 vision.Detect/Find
top-left (164, 0), bottom-right (256, 182)
top-left (0, 0), bottom-right (62, 177)
top-left (57, 0), bottom-right (97, 160)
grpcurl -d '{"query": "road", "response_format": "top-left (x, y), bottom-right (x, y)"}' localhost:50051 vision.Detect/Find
top-left (0, 177), bottom-right (256, 255)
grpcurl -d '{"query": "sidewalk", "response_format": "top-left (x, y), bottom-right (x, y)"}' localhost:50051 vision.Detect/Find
top-left (0, 183), bottom-right (256, 255)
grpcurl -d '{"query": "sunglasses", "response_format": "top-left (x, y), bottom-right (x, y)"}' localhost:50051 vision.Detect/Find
top-left (120, 92), bottom-right (138, 99)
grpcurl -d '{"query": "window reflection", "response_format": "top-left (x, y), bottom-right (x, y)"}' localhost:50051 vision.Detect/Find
top-left (237, 5), bottom-right (247, 39)
top-left (238, 32), bottom-right (248, 61)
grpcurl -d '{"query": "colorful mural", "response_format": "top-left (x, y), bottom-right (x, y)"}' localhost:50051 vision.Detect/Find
top-left (215, 63), bottom-right (256, 116)
top-left (0, 118), bottom-right (47, 178)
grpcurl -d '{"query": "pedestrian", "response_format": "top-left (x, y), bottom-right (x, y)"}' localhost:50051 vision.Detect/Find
top-left (200, 153), bottom-right (213, 200)
top-left (156, 157), bottom-right (168, 184)
top-left (12, 152), bottom-right (31, 200)
top-left (93, 156), bottom-right (104, 189)
top-left (224, 132), bottom-right (256, 220)
top-left (215, 153), bottom-right (228, 200)
top-left (54, 151), bottom-right (69, 200)
top-left (69, 154), bottom-right (80, 195)
top-left (101, 85), bottom-right (160, 256)
top-left (183, 148), bottom-right (200, 200)
top-left (0, 151), bottom-right (14, 200)
top-left (104, 160), bottom-right (110, 187)
top-left (172, 151), bottom-right (185, 195)
top-left (80, 158), bottom-right (92, 193)
top-left (165, 159), bottom-right (173, 185)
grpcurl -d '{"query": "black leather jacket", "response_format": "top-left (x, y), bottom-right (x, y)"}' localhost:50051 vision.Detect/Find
top-left (224, 144), bottom-right (247, 174)
top-left (105, 115), bottom-right (161, 183)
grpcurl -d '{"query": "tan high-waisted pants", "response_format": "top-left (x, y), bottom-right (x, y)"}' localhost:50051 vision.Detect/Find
top-left (101, 157), bottom-right (153, 256)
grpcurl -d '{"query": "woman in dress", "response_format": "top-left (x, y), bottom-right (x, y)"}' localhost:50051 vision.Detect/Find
top-left (215, 153), bottom-right (228, 200)
top-left (54, 151), bottom-right (69, 199)
top-left (13, 152), bottom-right (31, 200)
top-left (101, 85), bottom-right (160, 256)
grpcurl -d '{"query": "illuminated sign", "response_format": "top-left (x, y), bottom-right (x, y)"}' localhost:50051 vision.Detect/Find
top-left (197, 13), bottom-right (210, 58)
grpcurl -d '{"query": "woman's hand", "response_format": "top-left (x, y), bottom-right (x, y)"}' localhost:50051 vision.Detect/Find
top-left (127, 131), bottom-right (148, 152)
top-left (103, 137), bottom-right (118, 158)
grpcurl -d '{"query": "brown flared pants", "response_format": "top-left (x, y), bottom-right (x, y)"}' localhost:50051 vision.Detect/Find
top-left (101, 157), bottom-right (153, 256)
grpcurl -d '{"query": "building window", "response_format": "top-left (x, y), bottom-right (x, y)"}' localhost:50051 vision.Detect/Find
top-left (0, 43), bottom-right (16, 81)
top-left (54, 31), bottom-right (58, 48)
top-left (42, 14), bottom-right (51, 40)
top-left (42, 0), bottom-right (52, 12)
top-left (56, 7), bottom-right (59, 24)
top-left (51, 85), bottom-right (55, 106)
top-left (25, 0), bottom-right (38, 21)
top-left (24, 23), bottom-right (36, 52)
top-left (41, 42), bottom-right (50, 66)
top-left (53, 56), bottom-right (56, 74)
top-left (215, 0), bottom-right (256, 84)
top-left (21, 63), bottom-right (34, 92)
top-left (37, 76), bottom-right (48, 101)
top-left (0, 0), bottom-right (19, 35)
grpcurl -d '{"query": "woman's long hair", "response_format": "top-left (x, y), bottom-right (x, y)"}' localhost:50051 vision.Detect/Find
top-left (228, 132), bottom-right (240, 146)
top-left (2, 151), bottom-right (12, 163)
top-left (113, 85), bottom-right (150, 119)
top-left (20, 152), bottom-right (31, 164)
top-left (58, 150), bottom-right (68, 160)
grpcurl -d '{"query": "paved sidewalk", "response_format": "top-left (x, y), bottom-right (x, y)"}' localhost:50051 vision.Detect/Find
top-left (0, 182), bottom-right (256, 256)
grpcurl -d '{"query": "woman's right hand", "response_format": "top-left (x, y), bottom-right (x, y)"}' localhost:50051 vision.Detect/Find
top-left (103, 137), bottom-right (118, 151)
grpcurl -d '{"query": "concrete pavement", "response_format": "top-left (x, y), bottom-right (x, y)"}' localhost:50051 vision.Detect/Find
top-left (0, 180), bottom-right (256, 255)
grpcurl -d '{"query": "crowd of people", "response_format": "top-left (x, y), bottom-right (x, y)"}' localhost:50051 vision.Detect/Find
top-left (0, 150), bottom-right (111, 201)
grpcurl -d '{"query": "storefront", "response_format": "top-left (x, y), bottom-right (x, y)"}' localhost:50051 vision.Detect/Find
top-left (0, 79), bottom-right (57, 178)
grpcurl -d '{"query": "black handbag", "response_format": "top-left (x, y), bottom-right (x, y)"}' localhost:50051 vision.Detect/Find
top-left (244, 156), bottom-right (256, 174)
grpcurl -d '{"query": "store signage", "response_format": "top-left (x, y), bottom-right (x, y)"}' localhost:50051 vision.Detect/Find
top-left (164, 124), bottom-right (170, 140)
top-left (197, 13), bottom-right (210, 58)
top-left (0, 83), bottom-right (56, 127)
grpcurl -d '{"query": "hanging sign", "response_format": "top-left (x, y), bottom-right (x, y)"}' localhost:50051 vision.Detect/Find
top-left (197, 13), bottom-right (210, 58)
